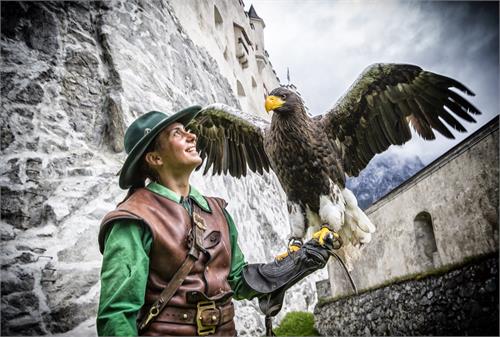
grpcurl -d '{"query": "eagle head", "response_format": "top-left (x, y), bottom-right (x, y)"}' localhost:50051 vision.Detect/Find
top-left (265, 87), bottom-right (303, 114)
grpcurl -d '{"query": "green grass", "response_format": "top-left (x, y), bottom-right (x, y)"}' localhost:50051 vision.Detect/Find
top-left (273, 311), bottom-right (320, 336)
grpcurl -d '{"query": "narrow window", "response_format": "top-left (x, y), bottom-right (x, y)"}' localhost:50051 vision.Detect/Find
top-left (236, 80), bottom-right (245, 96)
top-left (251, 77), bottom-right (257, 88)
top-left (414, 211), bottom-right (439, 266)
top-left (214, 6), bottom-right (223, 27)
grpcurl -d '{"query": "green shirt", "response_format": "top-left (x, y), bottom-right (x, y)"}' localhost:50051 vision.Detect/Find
top-left (96, 182), bottom-right (258, 336)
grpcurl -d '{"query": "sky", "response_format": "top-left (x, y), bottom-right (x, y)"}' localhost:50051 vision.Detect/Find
top-left (250, 0), bottom-right (499, 164)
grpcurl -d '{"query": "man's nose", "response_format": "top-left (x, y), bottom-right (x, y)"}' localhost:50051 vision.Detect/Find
top-left (186, 131), bottom-right (197, 142)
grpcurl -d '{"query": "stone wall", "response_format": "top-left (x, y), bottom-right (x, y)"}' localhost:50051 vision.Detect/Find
top-left (170, 0), bottom-right (280, 118)
top-left (315, 254), bottom-right (499, 336)
top-left (0, 1), bottom-right (324, 336)
top-left (326, 119), bottom-right (499, 299)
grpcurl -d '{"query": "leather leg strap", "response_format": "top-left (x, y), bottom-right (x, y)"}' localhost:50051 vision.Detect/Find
top-left (265, 315), bottom-right (275, 336)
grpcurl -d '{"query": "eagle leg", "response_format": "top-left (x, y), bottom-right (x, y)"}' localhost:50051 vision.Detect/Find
top-left (275, 238), bottom-right (303, 261)
top-left (318, 182), bottom-right (346, 232)
top-left (275, 202), bottom-right (307, 261)
top-left (287, 201), bottom-right (308, 239)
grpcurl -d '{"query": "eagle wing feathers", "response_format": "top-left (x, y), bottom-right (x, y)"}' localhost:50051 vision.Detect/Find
top-left (319, 63), bottom-right (480, 177)
top-left (188, 103), bottom-right (271, 178)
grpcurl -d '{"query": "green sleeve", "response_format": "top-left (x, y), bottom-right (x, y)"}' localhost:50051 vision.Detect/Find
top-left (224, 209), bottom-right (262, 300)
top-left (96, 220), bottom-right (152, 336)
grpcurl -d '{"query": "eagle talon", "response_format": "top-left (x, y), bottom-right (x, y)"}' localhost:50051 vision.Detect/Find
top-left (313, 227), bottom-right (343, 250)
top-left (312, 227), bottom-right (333, 246)
top-left (275, 239), bottom-right (302, 261)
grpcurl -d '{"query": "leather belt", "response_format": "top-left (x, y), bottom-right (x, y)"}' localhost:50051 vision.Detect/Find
top-left (152, 302), bottom-right (234, 326)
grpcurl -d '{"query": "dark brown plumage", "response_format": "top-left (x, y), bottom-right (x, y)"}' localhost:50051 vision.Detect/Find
top-left (187, 63), bottom-right (481, 263)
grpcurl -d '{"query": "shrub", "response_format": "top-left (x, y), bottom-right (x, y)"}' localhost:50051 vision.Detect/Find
top-left (273, 311), bottom-right (320, 336)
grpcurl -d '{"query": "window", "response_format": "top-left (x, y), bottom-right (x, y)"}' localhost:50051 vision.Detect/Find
top-left (233, 23), bottom-right (252, 69)
top-left (414, 211), bottom-right (439, 267)
top-left (214, 5), bottom-right (223, 27)
top-left (263, 83), bottom-right (269, 99)
top-left (236, 80), bottom-right (245, 96)
top-left (251, 77), bottom-right (257, 88)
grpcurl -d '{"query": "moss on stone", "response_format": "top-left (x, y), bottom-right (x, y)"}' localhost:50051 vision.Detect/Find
top-left (274, 311), bottom-right (320, 336)
top-left (317, 251), bottom-right (498, 307)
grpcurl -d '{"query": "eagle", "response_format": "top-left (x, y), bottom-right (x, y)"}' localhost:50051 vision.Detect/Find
top-left (187, 63), bottom-right (481, 267)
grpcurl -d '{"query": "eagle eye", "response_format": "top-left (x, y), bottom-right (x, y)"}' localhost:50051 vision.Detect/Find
top-left (281, 94), bottom-right (287, 100)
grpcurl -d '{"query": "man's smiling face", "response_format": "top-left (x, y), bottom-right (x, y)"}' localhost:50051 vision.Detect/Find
top-left (154, 122), bottom-right (202, 172)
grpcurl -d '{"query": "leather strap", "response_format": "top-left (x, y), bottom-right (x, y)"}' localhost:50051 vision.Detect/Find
top-left (138, 202), bottom-right (206, 332)
top-left (149, 302), bottom-right (235, 326)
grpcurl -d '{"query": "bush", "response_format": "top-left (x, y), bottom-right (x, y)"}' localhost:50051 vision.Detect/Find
top-left (273, 311), bottom-right (320, 336)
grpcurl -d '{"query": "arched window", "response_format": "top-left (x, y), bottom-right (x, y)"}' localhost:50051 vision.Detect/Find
top-left (414, 211), bottom-right (439, 266)
top-left (214, 6), bottom-right (223, 27)
top-left (236, 80), bottom-right (245, 96)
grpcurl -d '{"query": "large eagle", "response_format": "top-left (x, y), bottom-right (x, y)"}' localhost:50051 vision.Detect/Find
top-left (187, 63), bottom-right (480, 267)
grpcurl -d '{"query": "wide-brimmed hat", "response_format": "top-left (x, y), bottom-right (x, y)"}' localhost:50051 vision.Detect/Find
top-left (119, 105), bottom-right (202, 189)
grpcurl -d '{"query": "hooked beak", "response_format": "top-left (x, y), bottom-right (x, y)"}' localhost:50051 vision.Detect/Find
top-left (265, 95), bottom-right (285, 113)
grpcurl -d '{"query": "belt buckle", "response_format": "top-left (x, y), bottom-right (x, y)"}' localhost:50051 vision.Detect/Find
top-left (196, 300), bottom-right (216, 335)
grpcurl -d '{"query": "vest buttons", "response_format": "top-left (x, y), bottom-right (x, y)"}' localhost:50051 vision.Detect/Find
top-left (182, 313), bottom-right (188, 320)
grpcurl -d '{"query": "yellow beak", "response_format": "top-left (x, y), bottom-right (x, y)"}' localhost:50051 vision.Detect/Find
top-left (265, 95), bottom-right (285, 113)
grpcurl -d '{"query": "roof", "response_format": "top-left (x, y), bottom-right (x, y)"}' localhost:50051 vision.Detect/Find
top-left (248, 5), bottom-right (263, 21)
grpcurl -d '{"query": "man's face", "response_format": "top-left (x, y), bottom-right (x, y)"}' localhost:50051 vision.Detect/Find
top-left (153, 122), bottom-right (202, 172)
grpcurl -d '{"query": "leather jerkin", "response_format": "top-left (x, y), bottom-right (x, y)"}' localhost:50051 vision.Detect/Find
top-left (99, 188), bottom-right (236, 336)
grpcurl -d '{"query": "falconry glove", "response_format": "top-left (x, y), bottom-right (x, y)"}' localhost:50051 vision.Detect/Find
top-left (242, 237), bottom-right (332, 318)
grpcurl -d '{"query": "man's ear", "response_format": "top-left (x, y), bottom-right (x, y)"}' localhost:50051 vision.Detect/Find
top-left (144, 151), bottom-right (163, 167)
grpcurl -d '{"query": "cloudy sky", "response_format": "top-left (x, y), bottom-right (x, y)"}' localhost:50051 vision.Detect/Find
top-left (251, 0), bottom-right (499, 164)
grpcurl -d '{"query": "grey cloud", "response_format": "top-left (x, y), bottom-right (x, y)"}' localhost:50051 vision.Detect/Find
top-left (252, 0), bottom-right (498, 164)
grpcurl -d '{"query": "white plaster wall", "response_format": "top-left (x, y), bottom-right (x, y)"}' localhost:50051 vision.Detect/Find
top-left (327, 122), bottom-right (499, 298)
top-left (170, 0), bottom-right (280, 118)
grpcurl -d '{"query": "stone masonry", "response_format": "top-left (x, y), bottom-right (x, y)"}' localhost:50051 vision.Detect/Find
top-left (0, 1), bottom-right (318, 336)
top-left (315, 254), bottom-right (499, 336)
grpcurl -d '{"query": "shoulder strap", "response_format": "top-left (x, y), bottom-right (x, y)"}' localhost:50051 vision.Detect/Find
top-left (138, 203), bottom-right (207, 333)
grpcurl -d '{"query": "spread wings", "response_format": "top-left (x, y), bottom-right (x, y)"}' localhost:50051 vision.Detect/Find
top-left (319, 63), bottom-right (481, 177)
top-left (187, 103), bottom-right (271, 178)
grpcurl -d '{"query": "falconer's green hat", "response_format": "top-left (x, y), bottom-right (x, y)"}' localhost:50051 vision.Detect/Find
top-left (119, 106), bottom-right (202, 189)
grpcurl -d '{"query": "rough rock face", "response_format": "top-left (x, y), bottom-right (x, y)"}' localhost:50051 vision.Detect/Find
top-left (0, 1), bottom-right (326, 335)
top-left (315, 255), bottom-right (499, 336)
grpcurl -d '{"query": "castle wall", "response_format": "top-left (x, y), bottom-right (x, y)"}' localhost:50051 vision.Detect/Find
top-left (326, 119), bottom-right (499, 299)
top-left (316, 254), bottom-right (498, 336)
top-left (316, 118), bottom-right (499, 335)
top-left (0, 2), bottom-right (316, 336)
top-left (170, 0), bottom-right (280, 118)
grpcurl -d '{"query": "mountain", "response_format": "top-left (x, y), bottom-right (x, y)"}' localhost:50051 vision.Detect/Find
top-left (346, 151), bottom-right (425, 210)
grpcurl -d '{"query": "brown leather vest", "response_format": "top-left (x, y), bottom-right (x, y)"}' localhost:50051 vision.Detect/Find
top-left (99, 188), bottom-right (236, 336)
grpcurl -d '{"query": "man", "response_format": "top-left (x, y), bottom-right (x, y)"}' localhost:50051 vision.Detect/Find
top-left (97, 106), bottom-right (333, 336)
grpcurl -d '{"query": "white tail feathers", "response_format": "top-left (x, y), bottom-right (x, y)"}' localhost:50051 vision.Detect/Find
top-left (335, 188), bottom-right (377, 270)
top-left (342, 188), bottom-right (376, 233)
